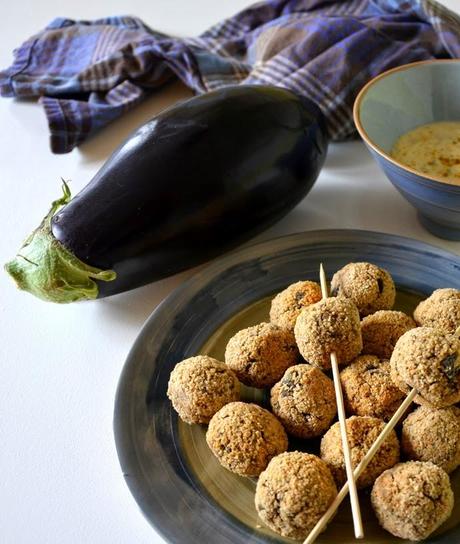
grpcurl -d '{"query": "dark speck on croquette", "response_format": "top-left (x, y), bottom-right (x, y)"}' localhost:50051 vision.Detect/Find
top-left (371, 461), bottom-right (454, 541)
top-left (270, 364), bottom-right (336, 438)
top-left (340, 355), bottom-right (405, 421)
top-left (331, 262), bottom-right (395, 316)
top-left (224, 322), bottom-right (298, 388)
top-left (270, 280), bottom-right (322, 331)
top-left (255, 452), bottom-right (337, 539)
top-left (390, 327), bottom-right (460, 408)
top-left (401, 405), bottom-right (460, 473)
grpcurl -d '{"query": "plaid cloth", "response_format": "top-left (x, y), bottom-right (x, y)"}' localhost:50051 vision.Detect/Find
top-left (1, 0), bottom-right (460, 153)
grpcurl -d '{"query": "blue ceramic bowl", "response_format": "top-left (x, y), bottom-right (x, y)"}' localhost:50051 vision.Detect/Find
top-left (354, 60), bottom-right (460, 240)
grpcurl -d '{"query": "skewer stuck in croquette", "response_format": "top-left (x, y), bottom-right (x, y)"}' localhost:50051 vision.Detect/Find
top-left (294, 295), bottom-right (362, 369)
top-left (320, 415), bottom-right (400, 489)
top-left (309, 264), bottom-right (364, 539)
top-left (270, 364), bottom-right (336, 438)
top-left (340, 355), bottom-right (405, 421)
top-left (304, 320), bottom-right (460, 544)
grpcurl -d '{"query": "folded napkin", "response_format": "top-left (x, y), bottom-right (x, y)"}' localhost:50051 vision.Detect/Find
top-left (1, 0), bottom-right (460, 153)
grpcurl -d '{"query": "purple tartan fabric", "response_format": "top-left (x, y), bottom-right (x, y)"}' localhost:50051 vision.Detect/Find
top-left (1, 0), bottom-right (460, 153)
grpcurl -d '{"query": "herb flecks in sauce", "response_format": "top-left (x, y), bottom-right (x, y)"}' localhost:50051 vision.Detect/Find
top-left (391, 122), bottom-right (460, 184)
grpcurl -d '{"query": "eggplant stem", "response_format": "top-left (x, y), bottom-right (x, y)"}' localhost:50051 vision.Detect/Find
top-left (5, 181), bottom-right (116, 303)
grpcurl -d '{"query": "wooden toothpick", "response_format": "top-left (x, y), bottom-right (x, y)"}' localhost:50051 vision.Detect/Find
top-left (318, 264), bottom-right (363, 540)
top-left (304, 389), bottom-right (416, 544)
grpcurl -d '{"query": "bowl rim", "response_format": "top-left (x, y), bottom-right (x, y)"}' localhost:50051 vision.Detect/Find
top-left (353, 59), bottom-right (460, 188)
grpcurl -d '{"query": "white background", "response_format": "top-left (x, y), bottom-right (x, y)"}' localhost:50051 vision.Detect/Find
top-left (1, 1), bottom-right (459, 543)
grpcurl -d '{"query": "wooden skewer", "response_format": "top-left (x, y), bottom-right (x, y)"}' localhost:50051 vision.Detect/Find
top-left (318, 263), bottom-right (363, 540)
top-left (304, 388), bottom-right (416, 544)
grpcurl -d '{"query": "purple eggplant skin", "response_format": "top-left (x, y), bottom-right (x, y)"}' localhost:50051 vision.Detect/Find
top-left (51, 85), bottom-right (328, 297)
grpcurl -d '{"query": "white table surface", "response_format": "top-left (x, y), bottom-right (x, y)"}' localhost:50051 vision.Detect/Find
top-left (1, 1), bottom-right (459, 543)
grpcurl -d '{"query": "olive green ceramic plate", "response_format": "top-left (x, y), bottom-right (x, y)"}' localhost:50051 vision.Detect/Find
top-left (114, 230), bottom-right (460, 544)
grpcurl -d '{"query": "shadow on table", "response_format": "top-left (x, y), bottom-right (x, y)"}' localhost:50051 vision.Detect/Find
top-left (323, 140), bottom-right (375, 172)
top-left (77, 80), bottom-right (193, 164)
top-left (95, 265), bottom-right (202, 330)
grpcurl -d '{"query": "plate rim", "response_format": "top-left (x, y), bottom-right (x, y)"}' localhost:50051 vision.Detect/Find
top-left (113, 228), bottom-right (460, 544)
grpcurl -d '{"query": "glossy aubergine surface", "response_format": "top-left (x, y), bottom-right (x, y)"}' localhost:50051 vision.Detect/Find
top-left (51, 85), bottom-right (328, 297)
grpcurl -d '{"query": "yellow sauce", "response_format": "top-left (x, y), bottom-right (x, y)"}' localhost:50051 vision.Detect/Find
top-left (391, 121), bottom-right (460, 184)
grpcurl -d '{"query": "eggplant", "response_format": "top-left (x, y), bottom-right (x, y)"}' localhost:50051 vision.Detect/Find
top-left (6, 85), bottom-right (328, 303)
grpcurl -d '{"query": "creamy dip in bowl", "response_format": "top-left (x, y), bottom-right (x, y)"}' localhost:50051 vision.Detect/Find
top-left (391, 122), bottom-right (460, 184)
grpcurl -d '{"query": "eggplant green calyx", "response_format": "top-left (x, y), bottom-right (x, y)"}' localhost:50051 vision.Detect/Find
top-left (5, 181), bottom-right (116, 303)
